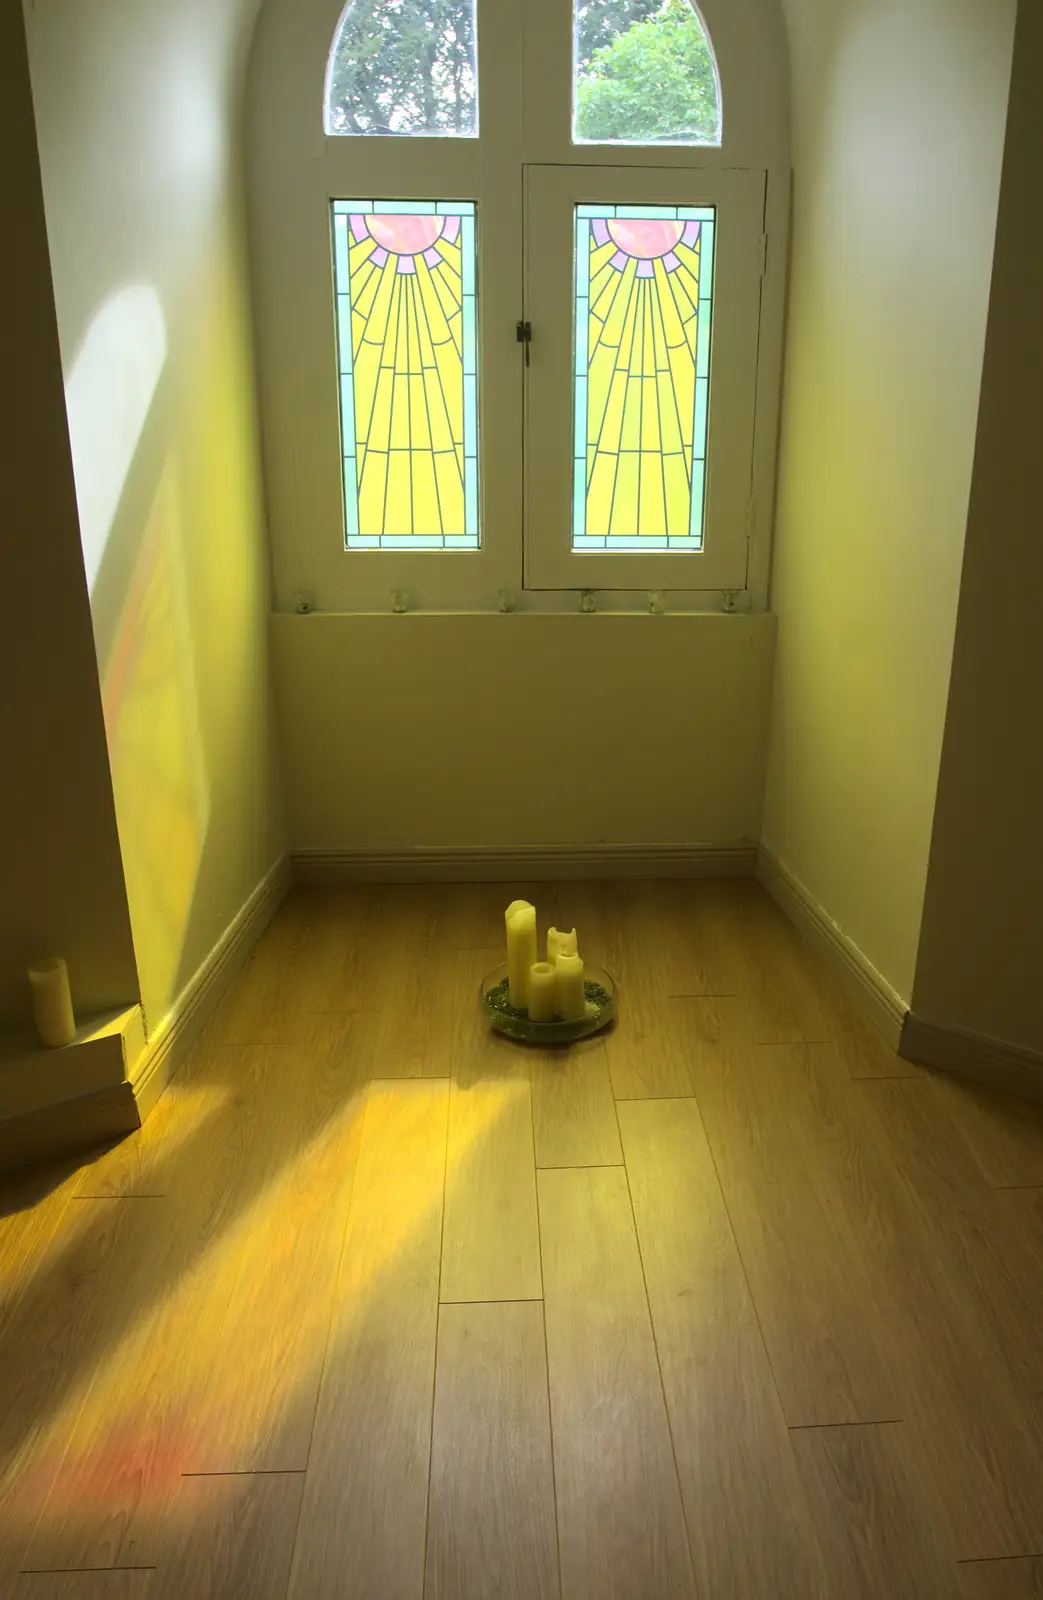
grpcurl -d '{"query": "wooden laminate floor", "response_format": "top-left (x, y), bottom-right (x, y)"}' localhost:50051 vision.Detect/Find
top-left (3, 879), bottom-right (1043, 1598)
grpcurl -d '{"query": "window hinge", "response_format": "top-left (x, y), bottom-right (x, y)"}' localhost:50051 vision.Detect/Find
top-left (516, 319), bottom-right (532, 366)
top-left (758, 233), bottom-right (769, 277)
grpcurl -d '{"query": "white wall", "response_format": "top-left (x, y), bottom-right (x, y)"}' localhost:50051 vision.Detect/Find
top-left (274, 614), bottom-right (774, 851)
top-left (24, 0), bottom-right (285, 1034)
top-left (911, 0), bottom-right (1043, 1054)
top-left (763, 0), bottom-right (1017, 1003)
top-left (0, 3), bottom-right (139, 1029)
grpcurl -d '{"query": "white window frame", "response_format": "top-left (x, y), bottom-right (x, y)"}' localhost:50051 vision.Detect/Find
top-left (247, 0), bottom-right (790, 613)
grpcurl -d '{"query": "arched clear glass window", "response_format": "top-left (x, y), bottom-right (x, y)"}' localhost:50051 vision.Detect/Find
top-left (324, 0), bottom-right (479, 137)
top-left (573, 0), bottom-right (721, 146)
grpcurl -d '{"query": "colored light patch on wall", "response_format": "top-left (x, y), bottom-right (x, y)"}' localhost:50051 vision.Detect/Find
top-left (573, 203), bottom-right (715, 550)
top-left (331, 200), bottom-right (479, 549)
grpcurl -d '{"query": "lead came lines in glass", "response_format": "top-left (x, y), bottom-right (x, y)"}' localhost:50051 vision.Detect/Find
top-left (573, 203), bottom-right (715, 551)
top-left (331, 200), bottom-right (480, 550)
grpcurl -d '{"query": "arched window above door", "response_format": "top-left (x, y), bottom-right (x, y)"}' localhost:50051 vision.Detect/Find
top-left (324, 0), bottom-right (479, 137)
top-left (574, 0), bottom-right (721, 146)
top-left (323, 0), bottom-right (720, 146)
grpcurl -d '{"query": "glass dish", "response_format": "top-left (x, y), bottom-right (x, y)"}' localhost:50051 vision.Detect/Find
top-left (480, 963), bottom-right (616, 1043)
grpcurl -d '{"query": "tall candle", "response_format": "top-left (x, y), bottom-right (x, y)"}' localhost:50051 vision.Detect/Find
top-left (29, 957), bottom-right (76, 1048)
top-left (547, 927), bottom-right (578, 964)
top-left (554, 951), bottom-right (586, 1022)
top-left (528, 962), bottom-right (557, 1022)
top-left (506, 903), bottom-right (538, 1008)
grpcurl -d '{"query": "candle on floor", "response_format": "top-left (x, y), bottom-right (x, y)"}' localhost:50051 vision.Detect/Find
top-left (29, 957), bottom-right (76, 1048)
top-left (528, 962), bottom-right (557, 1022)
top-left (506, 902), bottom-right (538, 1008)
top-left (554, 951), bottom-right (586, 1022)
top-left (547, 926), bottom-right (578, 965)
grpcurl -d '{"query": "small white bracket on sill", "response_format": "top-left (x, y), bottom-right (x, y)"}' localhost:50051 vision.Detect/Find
top-left (497, 588), bottom-right (516, 613)
top-left (647, 591), bottom-right (665, 615)
top-left (391, 590), bottom-right (410, 614)
top-left (720, 588), bottom-right (741, 614)
top-left (292, 588), bottom-right (314, 615)
top-left (580, 590), bottom-right (597, 614)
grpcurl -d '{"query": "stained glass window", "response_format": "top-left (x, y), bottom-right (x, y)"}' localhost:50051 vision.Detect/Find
top-left (573, 0), bottom-right (721, 147)
top-left (573, 204), bottom-right (714, 549)
top-left (325, 0), bottom-right (478, 137)
top-left (331, 201), bottom-right (479, 549)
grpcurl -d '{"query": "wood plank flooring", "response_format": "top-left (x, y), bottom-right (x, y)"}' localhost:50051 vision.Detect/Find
top-left (2, 879), bottom-right (1042, 1597)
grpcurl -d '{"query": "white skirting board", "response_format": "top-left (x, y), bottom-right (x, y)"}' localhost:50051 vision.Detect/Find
top-left (0, 1082), bottom-right (141, 1174)
top-left (0, 855), bottom-right (292, 1173)
top-left (0, 1005), bottom-right (145, 1173)
top-left (757, 844), bottom-right (1043, 1102)
top-left (756, 845), bottom-right (908, 1049)
top-left (901, 1014), bottom-right (1043, 1104)
top-left (292, 841), bottom-right (759, 884)
top-left (130, 852), bottom-right (292, 1120)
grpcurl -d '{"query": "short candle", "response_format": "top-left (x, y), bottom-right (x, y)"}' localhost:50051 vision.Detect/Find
top-left (29, 956), bottom-right (76, 1049)
top-left (527, 962), bottom-right (557, 1022)
top-left (554, 951), bottom-right (586, 1022)
top-left (547, 927), bottom-right (578, 965)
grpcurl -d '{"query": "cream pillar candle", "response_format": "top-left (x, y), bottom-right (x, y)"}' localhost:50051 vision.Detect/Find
top-left (554, 951), bottom-right (586, 1022)
top-left (29, 957), bottom-right (76, 1048)
top-left (528, 962), bottom-right (557, 1022)
top-left (506, 903), bottom-right (538, 1008)
top-left (547, 927), bottom-right (578, 965)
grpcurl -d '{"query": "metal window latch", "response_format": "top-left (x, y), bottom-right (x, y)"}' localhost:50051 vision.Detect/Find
top-left (516, 319), bottom-right (532, 366)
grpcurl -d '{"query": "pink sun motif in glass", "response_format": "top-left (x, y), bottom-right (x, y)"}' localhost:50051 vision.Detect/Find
top-left (349, 212), bottom-right (461, 275)
top-left (592, 216), bottom-right (701, 277)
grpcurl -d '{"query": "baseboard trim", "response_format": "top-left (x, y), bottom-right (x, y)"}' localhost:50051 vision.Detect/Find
top-left (900, 1014), bottom-right (1043, 1103)
top-left (292, 841), bottom-right (758, 884)
top-left (756, 845), bottom-right (908, 1049)
top-left (0, 1080), bottom-right (139, 1175)
top-left (0, 1006), bottom-right (145, 1172)
top-left (131, 853), bottom-right (291, 1120)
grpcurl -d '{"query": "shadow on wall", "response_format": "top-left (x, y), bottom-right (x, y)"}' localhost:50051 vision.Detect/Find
top-left (63, 284), bottom-right (211, 1030)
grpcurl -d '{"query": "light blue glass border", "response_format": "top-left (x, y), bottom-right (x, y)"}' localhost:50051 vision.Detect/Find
top-left (330, 199), bottom-right (480, 550)
top-left (688, 217), bottom-right (715, 546)
top-left (573, 215), bottom-right (591, 542)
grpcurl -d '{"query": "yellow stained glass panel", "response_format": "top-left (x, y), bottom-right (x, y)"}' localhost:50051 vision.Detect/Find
top-left (573, 205), bottom-right (715, 551)
top-left (332, 201), bottom-right (479, 549)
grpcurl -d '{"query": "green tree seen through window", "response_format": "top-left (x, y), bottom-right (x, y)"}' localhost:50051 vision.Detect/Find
top-left (575, 0), bottom-right (719, 143)
top-left (575, 0), bottom-right (663, 65)
top-left (327, 0), bottom-right (477, 135)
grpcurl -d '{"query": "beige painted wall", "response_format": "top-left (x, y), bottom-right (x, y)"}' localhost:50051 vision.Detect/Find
top-left (0, 3), bottom-right (139, 1030)
top-left (911, 0), bottom-right (1043, 1053)
top-left (23, 0), bottom-right (284, 1034)
top-left (762, 0), bottom-right (1017, 1003)
top-left (273, 614), bottom-right (774, 850)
